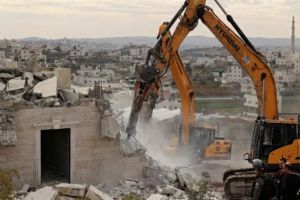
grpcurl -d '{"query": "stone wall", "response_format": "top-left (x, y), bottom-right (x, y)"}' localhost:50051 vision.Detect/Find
top-left (0, 99), bottom-right (145, 189)
top-left (0, 106), bottom-right (16, 145)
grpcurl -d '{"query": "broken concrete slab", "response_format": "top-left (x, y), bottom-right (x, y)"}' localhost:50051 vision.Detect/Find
top-left (33, 76), bottom-right (57, 98)
top-left (60, 89), bottom-right (79, 104)
top-left (166, 172), bottom-right (177, 184)
top-left (161, 185), bottom-right (178, 195)
top-left (33, 72), bottom-right (48, 81)
top-left (176, 169), bottom-right (197, 190)
top-left (56, 183), bottom-right (87, 197)
top-left (0, 68), bottom-right (22, 77)
top-left (146, 194), bottom-right (168, 200)
top-left (0, 73), bottom-right (14, 79)
top-left (0, 82), bottom-right (5, 91)
top-left (17, 184), bottom-right (31, 195)
top-left (119, 130), bottom-right (146, 157)
top-left (86, 185), bottom-right (113, 200)
top-left (24, 186), bottom-right (58, 200)
top-left (6, 79), bottom-right (25, 92)
top-left (24, 72), bottom-right (34, 87)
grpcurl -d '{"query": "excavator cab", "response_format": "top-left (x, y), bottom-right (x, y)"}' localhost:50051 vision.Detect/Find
top-left (189, 126), bottom-right (216, 158)
top-left (190, 126), bottom-right (231, 159)
top-left (247, 116), bottom-right (300, 169)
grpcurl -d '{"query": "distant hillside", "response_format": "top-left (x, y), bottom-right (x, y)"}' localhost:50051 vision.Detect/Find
top-left (72, 36), bottom-right (300, 48)
top-left (20, 36), bottom-right (300, 49)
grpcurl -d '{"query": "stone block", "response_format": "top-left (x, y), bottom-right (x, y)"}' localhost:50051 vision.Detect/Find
top-left (24, 186), bottom-right (58, 200)
top-left (86, 185), bottom-right (113, 200)
top-left (17, 184), bottom-right (31, 195)
top-left (146, 194), bottom-right (168, 200)
top-left (56, 183), bottom-right (87, 197)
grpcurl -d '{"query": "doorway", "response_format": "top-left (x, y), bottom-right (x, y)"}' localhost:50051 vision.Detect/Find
top-left (41, 128), bottom-right (70, 183)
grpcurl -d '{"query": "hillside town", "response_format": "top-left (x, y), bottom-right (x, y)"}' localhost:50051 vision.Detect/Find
top-left (0, 36), bottom-right (299, 114)
top-left (0, 1), bottom-right (300, 200)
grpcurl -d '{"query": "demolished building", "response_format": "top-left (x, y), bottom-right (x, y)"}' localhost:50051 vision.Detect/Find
top-left (0, 68), bottom-right (147, 189)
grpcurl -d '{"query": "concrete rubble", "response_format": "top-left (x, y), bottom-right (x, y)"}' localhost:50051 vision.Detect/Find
top-left (24, 186), bottom-right (58, 200)
top-left (0, 68), bottom-right (81, 107)
top-left (55, 183), bottom-right (87, 197)
top-left (0, 68), bottom-right (100, 146)
top-left (0, 70), bottom-right (224, 200)
top-left (93, 155), bottom-right (223, 200)
top-left (17, 155), bottom-right (224, 200)
top-left (86, 185), bottom-right (114, 200)
top-left (33, 76), bottom-right (57, 98)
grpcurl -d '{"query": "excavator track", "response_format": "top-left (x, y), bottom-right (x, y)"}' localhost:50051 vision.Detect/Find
top-left (223, 168), bottom-right (256, 199)
top-left (223, 168), bottom-right (254, 182)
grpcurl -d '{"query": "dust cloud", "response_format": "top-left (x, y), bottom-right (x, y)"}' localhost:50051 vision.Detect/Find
top-left (133, 116), bottom-right (253, 182)
top-left (135, 117), bottom-right (196, 168)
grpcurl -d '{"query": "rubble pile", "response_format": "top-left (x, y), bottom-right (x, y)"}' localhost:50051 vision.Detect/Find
top-left (17, 158), bottom-right (223, 200)
top-left (0, 68), bottom-right (80, 107)
top-left (94, 155), bottom-right (223, 200)
top-left (18, 184), bottom-right (114, 200)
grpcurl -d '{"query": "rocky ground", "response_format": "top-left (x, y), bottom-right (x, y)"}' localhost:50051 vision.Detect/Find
top-left (14, 156), bottom-right (225, 200)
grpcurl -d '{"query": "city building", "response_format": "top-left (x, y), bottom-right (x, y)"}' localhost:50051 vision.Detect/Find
top-left (222, 65), bottom-right (244, 83)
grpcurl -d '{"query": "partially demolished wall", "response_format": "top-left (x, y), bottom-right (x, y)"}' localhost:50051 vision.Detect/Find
top-left (0, 99), bottom-right (146, 189)
top-left (0, 106), bottom-right (16, 145)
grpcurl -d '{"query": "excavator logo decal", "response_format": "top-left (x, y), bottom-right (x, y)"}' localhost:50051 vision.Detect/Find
top-left (215, 24), bottom-right (240, 52)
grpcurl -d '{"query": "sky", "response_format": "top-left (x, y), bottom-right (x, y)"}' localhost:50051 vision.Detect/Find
top-left (0, 0), bottom-right (298, 39)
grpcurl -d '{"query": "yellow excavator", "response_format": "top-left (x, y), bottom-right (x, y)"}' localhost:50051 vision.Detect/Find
top-left (127, 22), bottom-right (232, 160)
top-left (126, 0), bottom-right (299, 198)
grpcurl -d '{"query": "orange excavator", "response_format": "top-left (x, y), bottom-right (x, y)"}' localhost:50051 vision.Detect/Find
top-left (126, 20), bottom-right (231, 160)
top-left (126, 0), bottom-right (299, 198)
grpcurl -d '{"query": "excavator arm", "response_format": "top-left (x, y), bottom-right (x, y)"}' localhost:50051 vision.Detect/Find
top-left (126, 0), bottom-right (278, 141)
top-left (197, 5), bottom-right (278, 120)
top-left (154, 0), bottom-right (279, 144)
top-left (157, 0), bottom-right (278, 120)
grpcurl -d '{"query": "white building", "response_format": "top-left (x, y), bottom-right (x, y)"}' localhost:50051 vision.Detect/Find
top-left (240, 77), bottom-right (255, 94)
top-left (129, 48), bottom-right (140, 57)
top-left (0, 58), bottom-right (17, 68)
top-left (289, 53), bottom-right (300, 73)
top-left (105, 63), bottom-right (117, 69)
top-left (195, 56), bottom-right (214, 66)
top-left (20, 48), bottom-right (31, 61)
top-left (129, 47), bottom-right (149, 58)
top-left (275, 58), bottom-right (289, 66)
top-left (20, 47), bottom-right (46, 63)
top-left (274, 69), bottom-right (296, 93)
top-left (101, 69), bottom-right (115, 80)
top-left (294, 59), bottom-right (300, 73)
top-left (241, 74), bottom-right (282, 116)
top-left (222, 65), bottom-right (244, 83)
top-left (73, 65), bottom-right (117, 87)
top-left (108, 49), bottom-right (121, 57)
top-left (226, 56), bottom-right (235, 62)
top-left (119, 55), bottom-right (133, 63)
top-left (244, 94), bottom-right (282, 113)
top-left (69, 46), bottom-right (86, 58)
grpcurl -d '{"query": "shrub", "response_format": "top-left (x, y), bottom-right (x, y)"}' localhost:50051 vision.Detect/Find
top-left (187, 172), bottom-right (210, 200)
top-left (0, 169), bottom-right (19, 200)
